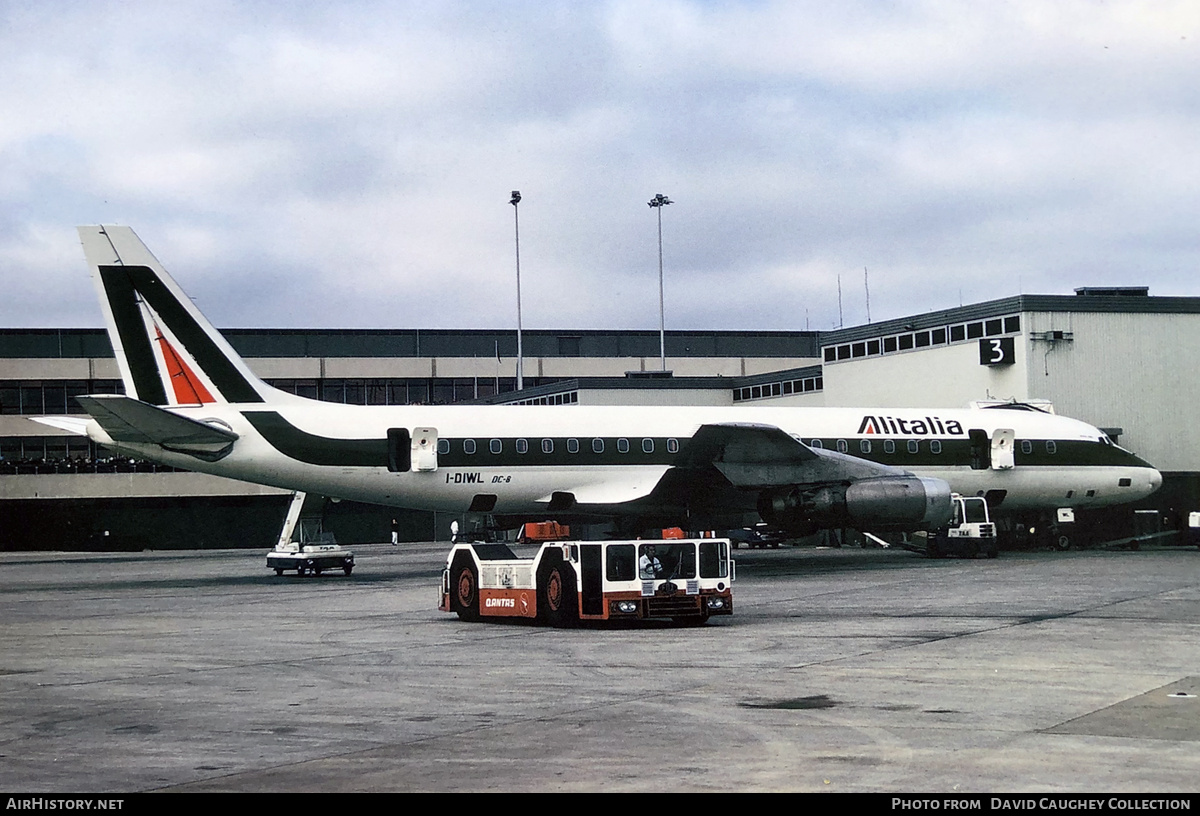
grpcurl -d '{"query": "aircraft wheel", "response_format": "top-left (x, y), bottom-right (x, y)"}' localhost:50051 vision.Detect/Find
top-left (927, 539), bottom-right (941, 559)
top-left (314, 566), bottom-right (323, 576)
top-left (450, 555), bottom-right (480, 621)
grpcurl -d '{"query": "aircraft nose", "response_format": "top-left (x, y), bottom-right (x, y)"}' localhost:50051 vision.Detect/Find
top-left (1147, 468), bottom-right (1163, 496)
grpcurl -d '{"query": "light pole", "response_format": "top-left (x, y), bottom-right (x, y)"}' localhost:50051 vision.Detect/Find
top-left (510, 190), bottom-right (523, 391)
top-left (648, 193), bottom-right (672, 371)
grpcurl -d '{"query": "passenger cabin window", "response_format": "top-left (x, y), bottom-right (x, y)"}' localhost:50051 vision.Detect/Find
top-left (642, 438), bottom-right (655, 454)
top-left (859, 440), bottom-right (871, 454)
top-left (464, 439), bottom-right (477, 455)
top-left (617, 438), bottom-right (630, 453)
top-left (437, 439), bottom-right (450, 455)
top-left (567, 438), bottom-right (579, 454)
top-left (489, 439), bottom-right (502, 454)
top-left (666, 438), bottom-right (679, 454)
top-left (515, 438), bottom-right (528, 454)
top-left (930, 440), bottom-right (942, 454)
top-left (837, 439), bottom-right (848, 453)
top-left (1046, 441), bottom-right (1057, 454)
top-left (907, 440), bottom-right (919, 454)
top-left (592, 438), bottom-right (605, 454)
top-left (1021, 440), bottom-right (1033, 455)
top-left (541, 439), bottom-right (554, 454)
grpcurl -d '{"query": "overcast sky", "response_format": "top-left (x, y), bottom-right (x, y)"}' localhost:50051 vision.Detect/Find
top-left (2, 1), bottom-right (1197, 333)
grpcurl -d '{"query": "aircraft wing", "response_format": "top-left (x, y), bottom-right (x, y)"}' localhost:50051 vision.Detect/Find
top-left (677, 422), bottom-right (905, 488)
top-left (74, 394), bottom-right (237, 461)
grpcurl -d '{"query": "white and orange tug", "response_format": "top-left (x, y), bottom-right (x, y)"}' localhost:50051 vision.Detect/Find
top-left (439, 539), bottom-right (735, 626)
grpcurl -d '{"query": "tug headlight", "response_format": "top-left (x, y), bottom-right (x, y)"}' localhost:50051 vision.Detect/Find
top-left (706, 597), bottom-right (726, 610)
top-left (615, 601), bottom-right (639, 614)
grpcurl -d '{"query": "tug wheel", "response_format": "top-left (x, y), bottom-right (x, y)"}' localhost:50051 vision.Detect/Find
top-left (539, 561), bottom-right (577, 627)
top-left (451, 555), bottom-right (480, 621)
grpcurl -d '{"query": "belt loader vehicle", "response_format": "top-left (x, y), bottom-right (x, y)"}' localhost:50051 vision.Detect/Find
top-left (439, 538), bottom-right (735, 625)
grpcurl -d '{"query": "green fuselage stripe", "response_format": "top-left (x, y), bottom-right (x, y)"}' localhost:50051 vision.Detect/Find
top-left (239, 412), bottom-right (1152, 472)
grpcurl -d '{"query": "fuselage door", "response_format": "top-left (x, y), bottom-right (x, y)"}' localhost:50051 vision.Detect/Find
top-left (968, 429), bottom-right (991, 470)
top-left (412, 427), bottom-right (439, 472)
top-left (991, 428), bottom-right (1015, 470)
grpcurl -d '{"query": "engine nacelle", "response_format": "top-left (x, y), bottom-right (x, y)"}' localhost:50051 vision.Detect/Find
top-left (758, 476), bottom-right (953, 532)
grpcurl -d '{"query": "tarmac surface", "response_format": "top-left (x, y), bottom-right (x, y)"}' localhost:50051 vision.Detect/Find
top-left (1, 541), bottom-right (1198, 793)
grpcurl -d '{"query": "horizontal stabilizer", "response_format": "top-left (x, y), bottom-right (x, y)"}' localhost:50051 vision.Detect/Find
top-left (28, 416), bottom-right (93, 436)
top-left (75, 394), bottom-right (237, 462)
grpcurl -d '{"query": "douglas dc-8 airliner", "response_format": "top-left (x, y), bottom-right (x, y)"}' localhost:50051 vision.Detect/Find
top-left (32, 226), bottom-right (1161, 537)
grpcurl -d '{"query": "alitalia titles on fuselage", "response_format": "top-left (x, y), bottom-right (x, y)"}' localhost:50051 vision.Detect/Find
top-left (857, 415), bottom-right (966, 436)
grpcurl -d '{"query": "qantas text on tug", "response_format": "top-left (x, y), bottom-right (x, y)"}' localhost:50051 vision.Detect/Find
top-left (33, 226), bottom-right (1162, 538)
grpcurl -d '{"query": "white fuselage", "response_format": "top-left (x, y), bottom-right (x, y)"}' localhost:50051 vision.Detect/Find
top-left (87, 397), bottom-right (1162, 518)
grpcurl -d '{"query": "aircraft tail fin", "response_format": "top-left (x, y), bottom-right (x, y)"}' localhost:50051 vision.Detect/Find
top-left (79, 225), bottom-right (270, 407)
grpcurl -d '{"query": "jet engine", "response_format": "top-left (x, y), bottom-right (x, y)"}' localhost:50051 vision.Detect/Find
top-left (758, 475), bottom-right (953, 532)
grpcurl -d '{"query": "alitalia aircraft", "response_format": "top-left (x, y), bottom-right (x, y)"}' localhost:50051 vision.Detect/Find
top-left (34, 226), bottom-right (1162, 536)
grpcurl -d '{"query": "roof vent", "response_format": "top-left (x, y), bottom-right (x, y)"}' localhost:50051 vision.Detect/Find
top-left (1073, 286), bottom-right (1149, 297)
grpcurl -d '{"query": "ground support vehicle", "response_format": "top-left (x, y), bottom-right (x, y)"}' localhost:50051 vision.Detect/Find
top-left (439, 539), bottom-right (735, 625)
top-left (924, 494), bottom-right (998, 559)
top-left (727, 524), bottom-right (788, 549)
top-left (267, 542), bottom-right (355, 576)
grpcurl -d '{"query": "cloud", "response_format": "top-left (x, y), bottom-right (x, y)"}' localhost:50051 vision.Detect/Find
top-left (1, 0), bottom-right (1198, 332)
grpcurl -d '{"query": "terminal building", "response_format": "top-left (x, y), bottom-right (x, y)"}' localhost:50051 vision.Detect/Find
top-left (2, 286), bottom-right (1195, 550)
